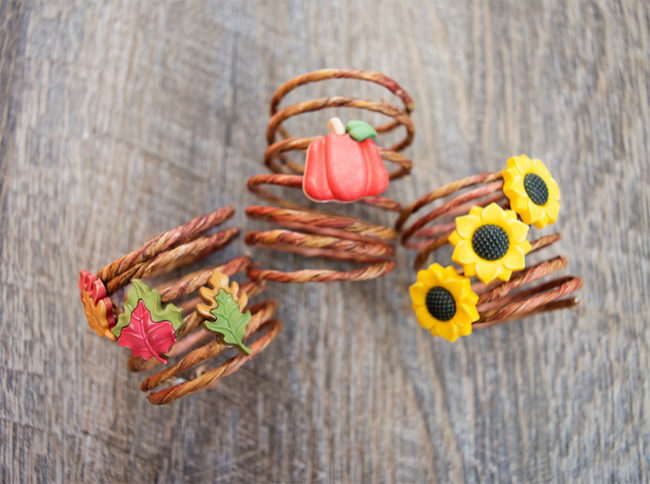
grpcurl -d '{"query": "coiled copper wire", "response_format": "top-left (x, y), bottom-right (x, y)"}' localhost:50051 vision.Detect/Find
top-left (84, 207), bottom-right (282, 404)
top-left (245, 69), bottom-right (415, 283)
top-left (397, 172), bottom-right (583, 328)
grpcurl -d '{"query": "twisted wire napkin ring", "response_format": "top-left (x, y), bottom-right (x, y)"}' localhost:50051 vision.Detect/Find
top-left (78, 206), bottom-right (282, 404)
top-left (246, 69), bottom-right (415, 283)
top-left (397, 156), bottom-right (582, 341)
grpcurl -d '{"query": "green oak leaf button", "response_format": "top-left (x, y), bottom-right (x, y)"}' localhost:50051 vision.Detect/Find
top-left (204, 289), bottom-right (252, 355)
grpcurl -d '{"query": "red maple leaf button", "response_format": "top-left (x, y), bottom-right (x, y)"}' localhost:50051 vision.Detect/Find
top-left (117, 300), bottom-right (177, 364)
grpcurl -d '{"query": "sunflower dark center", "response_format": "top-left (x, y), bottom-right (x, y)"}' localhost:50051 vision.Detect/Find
top-left (472, 224), bottom-right (509, 261)
top-left (524, 173), bottom-right (549, 206)
top-left (425, 287), bottom-right (456, 321)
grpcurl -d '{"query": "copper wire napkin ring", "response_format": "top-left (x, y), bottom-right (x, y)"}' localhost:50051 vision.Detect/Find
top-left (397, 169), bottom-right (583, 332)
top-left (246, 69), bottom-right (415, 283)
top-left (78, 206), bottom-right (282, 404)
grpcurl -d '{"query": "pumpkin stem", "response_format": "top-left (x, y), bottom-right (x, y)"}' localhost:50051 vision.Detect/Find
top-left (327, 117), bottom-right (345, 135)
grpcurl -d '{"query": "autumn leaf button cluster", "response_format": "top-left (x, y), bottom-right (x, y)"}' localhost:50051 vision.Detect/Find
top-left (112, 280), bottom-right (183, 363)
top-left (80, 268), bottom-right (256, 365)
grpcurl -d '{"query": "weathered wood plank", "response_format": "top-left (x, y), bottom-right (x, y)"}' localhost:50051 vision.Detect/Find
top-left (0, 0), bottom-right (648, 481)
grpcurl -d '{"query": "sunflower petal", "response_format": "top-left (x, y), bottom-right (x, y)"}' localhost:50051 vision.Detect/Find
top-left (482, 203), bottom-right (505, 225)
top-left (445, 278), bottom-right (466, 300)
top-left (516, 202), bottom-right (534, 225)
top-left (508, 219), bottom-right (529, 243)
top-left (448, 231), bottom-right (461, 246)
top-left (462, 263), bottom-right (477, 277)
top-left (532, 158), bottom-right (549, 176)
top-left (547, 199), bottom-right (560, 222)
top-left (465, 288), bottom-right (479, 305)
top-left (503, 180), bottom-right (527, 199)
top-left (452, 241), bottom-right (477, 264)
top-left (504, 209), bottom-right (517, 221)
top-left (498, 268), bottom-right (513, 281)
top-left (453, 305), bottom-right (478, 327)
top-left (416, 307), bottom-right (436, 329)
top-left (435, 322), bottom-right (458, 342)
top-left (409, 282), bottom-right (427, 306)
top-left (502, 246), bottom-right (526, 270)
top-left (422, 268), bottom-right (438, 287)
top-left (512, 154), bottom-right (532, 173)
top-left (469, 205), bottom-right (484, 217)
top-left (455, 214), bottom-right (480, 238)
top-left (548, 179), bottom-right (561, 199)
top-left (511, 196), bottom-right (530, 213)
top-left (459, 303), bottom-right (480, 322)
top-left (416, 269), bottom-right (429, 284)
top-left (476, 261), bottom-right (500, 283)
top-left (441, 265), bottom-right (459, 280)
top-left (528, 204), bottom-right (546, 227)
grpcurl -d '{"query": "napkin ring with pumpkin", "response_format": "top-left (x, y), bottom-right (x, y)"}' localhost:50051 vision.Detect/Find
top-left (395, 155), bottom-right (582, 342)
top-left (78, 206), bottom-right (282, 404)
top-left (246, 69), bottom-right (415, 283)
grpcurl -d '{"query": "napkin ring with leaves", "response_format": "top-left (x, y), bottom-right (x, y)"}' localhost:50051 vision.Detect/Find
top-left (78, 206), bottom-right (282, 404)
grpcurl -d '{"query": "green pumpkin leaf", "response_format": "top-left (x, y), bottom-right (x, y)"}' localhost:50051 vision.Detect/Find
top-left (112, 279), bottom-right (183, 338)
top-left (345, 120), bottom-right (377, 142)
top-left (204, 289), bottom-right (252, 355)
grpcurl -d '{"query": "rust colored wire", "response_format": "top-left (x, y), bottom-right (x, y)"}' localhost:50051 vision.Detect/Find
top-left (97, 205), bottom-right (235, 284)
top-left (397, 175), bottom-right (583, 329)
top-left (265, 68), bottom-right (415, 177)
top-left (246, 69), bottom-right (415, 283)
top-left (82, 207), bottom-right (282, 404)
top-left (130, 257), bottom-right (281, 405)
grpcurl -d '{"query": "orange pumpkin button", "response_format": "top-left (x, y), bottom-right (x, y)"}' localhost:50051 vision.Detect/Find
top-left (303, 117), bottom-right (389, 203)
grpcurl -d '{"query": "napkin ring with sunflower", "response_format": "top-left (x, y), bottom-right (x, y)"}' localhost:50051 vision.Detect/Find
top-left (396, 155), bottom-right (582, 342)
top-left (245, 69), bottom-right (416, 283)
top-left (78, 206), bottom-right (282, 404)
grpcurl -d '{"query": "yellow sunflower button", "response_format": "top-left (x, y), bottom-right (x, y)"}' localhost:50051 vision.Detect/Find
top-left (409, 263), bottom-right (479, 342)
top-left (448, 203), bottom-right (532, 284)
top-left (502, 154), bottom-right (561, 229)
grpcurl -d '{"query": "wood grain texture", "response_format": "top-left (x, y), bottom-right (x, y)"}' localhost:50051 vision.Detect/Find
top-left (1, 0), bottom-right (648, 481)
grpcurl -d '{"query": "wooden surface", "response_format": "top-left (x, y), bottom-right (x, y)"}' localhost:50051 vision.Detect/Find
top-left (1, 0), bottom-right (648, 482)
